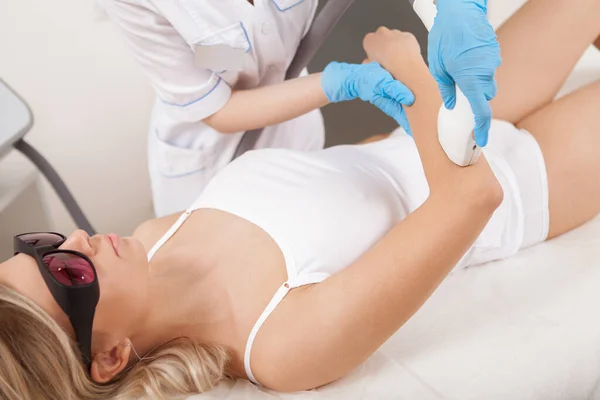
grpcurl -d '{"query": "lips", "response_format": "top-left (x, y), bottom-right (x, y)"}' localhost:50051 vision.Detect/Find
top-left (107, 233), bottom-right (120, 256)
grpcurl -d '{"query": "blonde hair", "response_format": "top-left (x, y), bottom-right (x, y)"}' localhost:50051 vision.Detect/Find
top-left (0, 284), bottom-right (230, 400)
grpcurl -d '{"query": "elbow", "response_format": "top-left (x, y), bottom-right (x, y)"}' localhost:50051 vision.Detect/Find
top-left (440, 172), bottom-right (504, 214)
top-left (481, 183), bottom-right (504, 213)
top-left (466, 176), bottom-right (504, 213)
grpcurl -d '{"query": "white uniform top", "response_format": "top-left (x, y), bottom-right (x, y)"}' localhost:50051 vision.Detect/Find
top-left (103, 0), bottom-right (325, 216)
top-left (146, 125), bottom-right (550, 385)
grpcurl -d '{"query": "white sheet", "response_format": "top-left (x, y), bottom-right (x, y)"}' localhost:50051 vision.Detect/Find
top-left (188, 3), bottom-right (600, 399)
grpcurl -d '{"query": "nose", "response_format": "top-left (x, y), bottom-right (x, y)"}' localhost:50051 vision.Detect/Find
top-left (60, 229), bottom-right (94, 256)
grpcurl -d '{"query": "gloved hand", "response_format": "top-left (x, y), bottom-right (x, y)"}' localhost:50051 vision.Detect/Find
top-left (428, 0), bottom-right (501, 147)
top-left (322, 61), bottom-right (415, 135)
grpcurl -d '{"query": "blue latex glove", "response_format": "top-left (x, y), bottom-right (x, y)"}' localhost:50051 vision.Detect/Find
top-left (428, 0), bottom-right (501, 147)
top-left (322, 61), bottom-right (415, 135)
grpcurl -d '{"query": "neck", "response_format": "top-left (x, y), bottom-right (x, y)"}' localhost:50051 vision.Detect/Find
top-left (128, 249), bottom-right (232, 358)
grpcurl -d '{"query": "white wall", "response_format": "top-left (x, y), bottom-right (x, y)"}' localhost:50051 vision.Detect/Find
top-left (0, 0), bottom-right (155, 235)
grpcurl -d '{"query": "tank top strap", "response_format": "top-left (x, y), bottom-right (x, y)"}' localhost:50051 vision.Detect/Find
top-left (244, 282), bottom-right (291, 385)
top-left (146, 208), bottom-right (193, 262)
top-left (289, 272), bottom-right (330, 288)
top-left (243, 272), bottom-right (328, 385)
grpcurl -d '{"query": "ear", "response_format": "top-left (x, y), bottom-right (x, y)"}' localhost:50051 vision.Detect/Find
top-left (90, 340), bottom-right (133, 383)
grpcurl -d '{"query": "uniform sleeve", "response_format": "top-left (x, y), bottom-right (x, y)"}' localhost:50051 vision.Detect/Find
top-left (103, 0), bottom-right (232, 122)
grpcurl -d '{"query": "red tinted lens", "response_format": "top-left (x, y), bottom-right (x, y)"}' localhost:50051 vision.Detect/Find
top-left (18, 233), bottom-right (64, 247)
top-left (42, 253), bottom-right (96, 286)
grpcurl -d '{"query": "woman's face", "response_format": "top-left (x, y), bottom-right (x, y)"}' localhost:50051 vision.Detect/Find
top-left (0, 230), bottom-right (150, 351)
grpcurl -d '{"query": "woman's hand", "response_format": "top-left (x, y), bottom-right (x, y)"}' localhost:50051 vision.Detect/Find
top-left (363, 27), bottom-right (427, 87)
top-left (322, 61), bottom-right (415, 134)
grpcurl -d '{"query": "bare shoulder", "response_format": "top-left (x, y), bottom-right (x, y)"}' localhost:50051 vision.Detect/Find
top-left (247, 286), bottom-right (349, 392)
top-left (132, 213), bottom-right (182, 252)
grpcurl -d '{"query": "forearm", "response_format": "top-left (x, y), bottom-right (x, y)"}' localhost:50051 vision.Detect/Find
top-left (330, 193), bottom-right (494, 354)
top-left (334, 66), bottom-right (504, 347)
top-left (387, 60), bottom-right (465, 193)
top-left (203, 73), bottom-right (328, 134)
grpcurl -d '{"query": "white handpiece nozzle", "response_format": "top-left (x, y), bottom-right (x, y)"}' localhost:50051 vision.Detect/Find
top-left (411, 0), bottom-right (481, 167)
top-left (438, 90), bottom-right (481, 166)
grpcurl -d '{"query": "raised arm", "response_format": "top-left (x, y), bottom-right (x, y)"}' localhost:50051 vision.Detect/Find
top-left (253, 29), bottom-right (503, 391)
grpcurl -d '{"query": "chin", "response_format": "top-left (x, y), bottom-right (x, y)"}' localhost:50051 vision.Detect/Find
top-left (120, 237), bottom-right (147, 260)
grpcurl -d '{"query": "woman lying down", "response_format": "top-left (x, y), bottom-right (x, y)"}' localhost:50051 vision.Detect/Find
top-left (2, 0), bottom-right (600, 398)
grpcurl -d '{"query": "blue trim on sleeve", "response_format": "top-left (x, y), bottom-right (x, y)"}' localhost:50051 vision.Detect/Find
top-left (239, 22), bottom-right (252, 53)
top-left (271, 0), bottom-right (306, 12)
top-left (160, 77), bottom-right (223, 108)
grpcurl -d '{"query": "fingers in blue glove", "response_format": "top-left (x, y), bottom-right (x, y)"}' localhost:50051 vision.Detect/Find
top-left (374, 76), bottom-right (415, 134)
top-left (435, 74), bottom-right (457, 110)
top-left (483, 79), bottom-right (498, 101)
top-left (323, 61), bottom-right (415, 134)
top-left (381, 80), bottom-right (415, 106)
top-left (466, 92), bottom-right (493, 147)
top-left (396, 110), bottom-right (413, 137)
top-left (371, 96), bottom-right (413, 136)
top-left (455, 72), bottom-right (497, 147)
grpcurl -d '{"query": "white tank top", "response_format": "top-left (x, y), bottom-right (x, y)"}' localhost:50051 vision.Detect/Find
top-left (146, 135), bottom-right (424, 385)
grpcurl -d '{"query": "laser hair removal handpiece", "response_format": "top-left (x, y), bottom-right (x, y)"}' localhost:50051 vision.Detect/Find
top-left (411, 0), bottom-right (481, 167)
